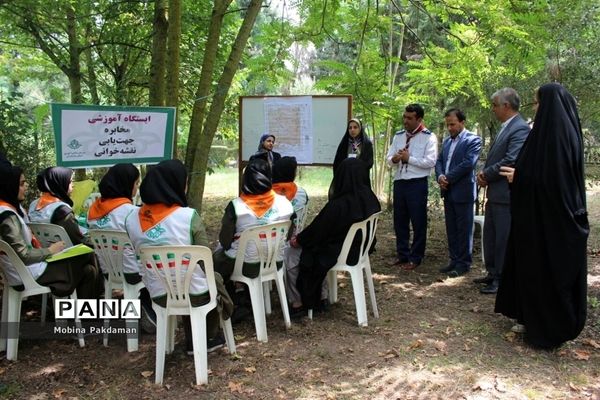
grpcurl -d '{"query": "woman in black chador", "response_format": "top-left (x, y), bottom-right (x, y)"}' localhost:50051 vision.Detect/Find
top-left (294, 158), bottom-right (380, 310)
top-left (495, 83), bottom-right (588, 349)
top-left (332, 118), bottom-right (374, 173)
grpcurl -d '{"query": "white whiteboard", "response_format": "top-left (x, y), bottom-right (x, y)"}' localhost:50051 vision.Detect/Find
top-left (240, 95), bottom-right (352, 165)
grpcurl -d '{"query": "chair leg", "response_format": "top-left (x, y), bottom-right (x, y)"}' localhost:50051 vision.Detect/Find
top-left (103, 280), bottom-right (112, 347)
top-left (122, 284), bottom-right (140, 352)
top-left (221, 317), bottom-right (236, 354)
top-left (263, 281), bottom-right (272, 315)
top-left (70, 292), bottom-right (85, 348)
top-left (154, 309), bottom-right (167, 385)
top-left (6, 290), bottom-right (23, 361)
top-left (167, 315), bottom-right (176, 354)
top-left (349, 269), bottom-right (368, 327)
top-left (364, 259), bottom-right (379, 319)
top-left (125, 319), bottom-right (139, 352)
top-left (0, 286), bottom-right (9, 352)
top-left (189, 312), bottom-right (208, 385)
top-left (274, 273), bottom-right (291, 328)
top-left (40, 293), bottom-right (47, 326)
top-left (327, 270), bottom-right (338, 304)
top-left (247, 281), bottom-right (268, 342)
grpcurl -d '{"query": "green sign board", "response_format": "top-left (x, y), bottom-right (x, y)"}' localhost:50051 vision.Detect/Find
top-left (51, 103), bottom-right (176, 168)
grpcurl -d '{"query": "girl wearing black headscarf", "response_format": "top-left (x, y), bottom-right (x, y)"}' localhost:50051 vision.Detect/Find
top-left (126, 160), bottom-right (209, 296)
top-left (0, 164), bottom-right (99, 298)
top-left (125, 159), bottom-right (230, 353)
top-left (495, 83), bottom-right (588, 349)
top-left (214, 158), bottom-right (294, 281)
top-left (333, 118), bottom-right (374, 173)
top-left (249, 134), bottom-right (282, 168)
top-left (294, 157), bottom-right (381, 310)
top-left (329, 118), bottom-right (374, 200)
top-left (28, 166), bottom-right (91, 247)
top-left (87, 163), bottom-right (140, 282)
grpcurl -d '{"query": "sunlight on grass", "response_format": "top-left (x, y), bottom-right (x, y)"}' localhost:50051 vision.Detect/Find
top-left (204, 166), bottom-right (333, 198)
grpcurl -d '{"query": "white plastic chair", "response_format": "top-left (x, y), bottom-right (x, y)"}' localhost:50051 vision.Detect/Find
top-left (473, 215), bottom-right (485, 263)
top-left (82, 192), bottom-right (101, 211)
top-left (0, 240), bottom-right (84, 360)
top-left (27, 223), bottom-right (76, 323)
top-left (230, 220), bottom-right (292, 343)
top-left (138, 245), bottom-right (236, 386)
top-left (310, 212), bottom-right (381, 327)
top-left (27, 222), bottom-right (74, 248)
top-left (293, 204), bottom-right (309, 235)
top-left (89, 229), bottom-right (144, 352)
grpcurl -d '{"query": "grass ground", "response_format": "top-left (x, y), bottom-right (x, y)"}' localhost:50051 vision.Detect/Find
top-left (0, 171), bottom-right (599, 399)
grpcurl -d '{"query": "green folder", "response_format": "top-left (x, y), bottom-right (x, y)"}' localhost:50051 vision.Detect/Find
top-left (46, 244), bottom-right (94, 262)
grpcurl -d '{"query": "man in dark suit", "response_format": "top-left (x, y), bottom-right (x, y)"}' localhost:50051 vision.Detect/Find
top-left (435, 109), bottom-right (482, 277)
top-left (475, 88), bottom-right (530, 294)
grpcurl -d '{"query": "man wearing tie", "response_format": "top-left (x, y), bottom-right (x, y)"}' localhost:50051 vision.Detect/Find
top-left (475, 88), bottom-right (530, 294)
top-left (387, 103), bottom-right (438, 270)
top-left (435, 109), bottom-right (482, 277)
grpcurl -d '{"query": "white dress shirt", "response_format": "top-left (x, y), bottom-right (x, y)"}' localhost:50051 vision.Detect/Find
top-left (386, 129), bottom-right (438, 180)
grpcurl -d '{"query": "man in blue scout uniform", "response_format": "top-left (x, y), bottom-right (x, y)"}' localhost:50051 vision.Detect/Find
top-left (386, 104), bottom-right (438, 270)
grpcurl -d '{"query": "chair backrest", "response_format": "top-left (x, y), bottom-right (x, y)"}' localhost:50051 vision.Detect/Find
top-left (82, 192), bottom-right (101, 212)
top-left (335, 211), bottom-right (381, 267)
top-left (233, 220), bottom-right (291, 279)
top-left (0, 240), bottom-right (49, 294)
top-left (138, 245), bottom-right (217, 311)
top-left (88, 229), bottom-right (131, 282)
top-left (27, 223), bottom-right (74, 248)
top-left (294, 204), bottom-right (309, 234)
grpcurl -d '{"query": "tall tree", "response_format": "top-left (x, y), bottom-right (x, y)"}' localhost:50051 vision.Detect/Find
top-left (185, 0), bottom-right (264, 212)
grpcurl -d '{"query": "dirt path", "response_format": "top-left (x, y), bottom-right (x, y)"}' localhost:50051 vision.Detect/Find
top-left (0, 195), bottom-right (599, 399)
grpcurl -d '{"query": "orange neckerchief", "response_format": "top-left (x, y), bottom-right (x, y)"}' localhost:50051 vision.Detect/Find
top-left (0, 200), bottom-right (16, 212)
top-left (88, 198), bottom-right (132, 220)
top-left (0, 200), bottom-right (42, 248)
top-left (36, 192), bottom-right (61, 210)
top-left (239, 190), bottom-right (276, 218)
top-left (139, 204), bottom-right (180, 232)
top-left (272, 182), bottom-right (298, 202)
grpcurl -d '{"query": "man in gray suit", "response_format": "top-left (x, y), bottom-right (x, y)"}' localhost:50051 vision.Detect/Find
top-left (475, 88), bottom-right (530, 294)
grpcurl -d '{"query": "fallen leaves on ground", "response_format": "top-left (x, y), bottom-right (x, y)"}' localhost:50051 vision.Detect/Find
top-left (581, 338), bottom-right (600, 349)
top-left (408, 339), bottom-right (424, 350)
top-left (228, 381), bottom-right (244, 393)
top-left (378, 348), bottom-right (400, 359)
top-left (572, 349), bottom-right (591, 360)
top-left (504, 331), bottom-right (517, 343)
top-left (433, 340), bottom-right (447, 354)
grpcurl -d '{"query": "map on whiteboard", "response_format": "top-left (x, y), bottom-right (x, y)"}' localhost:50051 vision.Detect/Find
top-left (264, 96), bottom-right (313, 163)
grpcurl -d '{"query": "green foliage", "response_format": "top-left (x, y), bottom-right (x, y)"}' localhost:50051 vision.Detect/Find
top-left (0, 92), bottom-right (55, 189)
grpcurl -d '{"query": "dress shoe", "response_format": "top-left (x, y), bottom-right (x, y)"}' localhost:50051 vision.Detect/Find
top-left (389, 258), bottom-right (407, 267)
top-left (473, 275), bottom-right (494, 284)
top-left (447, 268), bottom-right (469, 278)
top-left (480, 280), bottom-right (499, 294)
top-left (438, 264), bottom-right (455, 273)
top-left (401, 262), bottom-right (419, 271)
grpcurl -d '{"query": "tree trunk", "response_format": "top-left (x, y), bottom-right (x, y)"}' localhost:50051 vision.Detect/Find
top-left (184, 0), bottom-right (233, 168)
top-left (166, 0), bottom-right (182, 156)
top-left (187, 0), bottom-right (263, 212)
top-left (149, 0), bottom-right (168, 107)
top-left (65, 4), bottom-right (87, 180)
